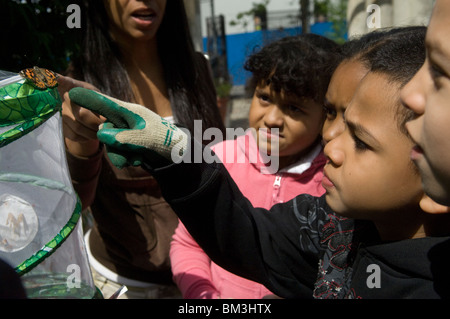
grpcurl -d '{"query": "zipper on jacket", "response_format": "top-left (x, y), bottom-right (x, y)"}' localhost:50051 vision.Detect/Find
top-left (272, 175), bottom-right (283, 204)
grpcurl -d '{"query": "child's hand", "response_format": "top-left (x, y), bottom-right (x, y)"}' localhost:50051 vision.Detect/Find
top-left (68, 87), bottom-right (188, 168)
top-left (57, 76), bottom-right (105, 157)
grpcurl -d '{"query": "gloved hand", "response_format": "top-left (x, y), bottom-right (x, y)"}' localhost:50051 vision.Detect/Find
top-left (68, 87), bottom-right (188, 168)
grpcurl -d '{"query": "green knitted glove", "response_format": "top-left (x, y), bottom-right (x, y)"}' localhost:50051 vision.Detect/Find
top-left (68, 87), bottom-right (188, 168)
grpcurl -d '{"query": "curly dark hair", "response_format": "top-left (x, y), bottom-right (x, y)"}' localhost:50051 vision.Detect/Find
top-left (244, 34), bottom-right (341, 103)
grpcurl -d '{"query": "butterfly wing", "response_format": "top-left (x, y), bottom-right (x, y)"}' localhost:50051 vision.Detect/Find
top-left (19, 66), bottom-right (58, 89)
top-left (20, 67), bottom-right (47, 89)
top-left (42, 68), bottom-right (58, 88)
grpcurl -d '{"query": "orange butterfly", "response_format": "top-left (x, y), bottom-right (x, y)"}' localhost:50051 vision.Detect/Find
top-left (20, 66), bottom-right (58, 90)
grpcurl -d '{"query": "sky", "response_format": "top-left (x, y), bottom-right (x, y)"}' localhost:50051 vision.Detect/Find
top-left (199, 0), bottom-right (301, 36)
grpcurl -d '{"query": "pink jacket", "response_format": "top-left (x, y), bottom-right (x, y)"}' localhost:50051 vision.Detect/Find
top-left (170, 132), bottom-right (326, 299)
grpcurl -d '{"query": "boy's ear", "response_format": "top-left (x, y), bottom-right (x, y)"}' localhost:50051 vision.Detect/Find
top-left (420, 193), bottom-right (450, 214)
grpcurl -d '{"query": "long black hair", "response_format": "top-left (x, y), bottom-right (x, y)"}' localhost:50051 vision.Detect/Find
top-left (68, 0), bottom-right (225, 135)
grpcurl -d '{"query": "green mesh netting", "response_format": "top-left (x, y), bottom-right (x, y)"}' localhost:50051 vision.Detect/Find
top-left (0, 82), bottom-right (61, 147)
top-left (0, 72), bottom-right (101, 298)
top-left (0, 171), bottom-right (83, 276)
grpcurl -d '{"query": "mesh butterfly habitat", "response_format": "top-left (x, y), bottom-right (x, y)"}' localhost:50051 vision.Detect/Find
top-left (0, 69), bottom-right (100, 298)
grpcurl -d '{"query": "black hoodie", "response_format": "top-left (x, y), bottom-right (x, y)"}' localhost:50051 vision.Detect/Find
top-left (347, 237), bottom-right (450, 298)
top-left (145, 141), bottom-right (450, 299)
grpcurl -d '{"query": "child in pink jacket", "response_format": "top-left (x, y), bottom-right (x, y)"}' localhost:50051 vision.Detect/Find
top-left (170, 34), bottom-right (340, 299)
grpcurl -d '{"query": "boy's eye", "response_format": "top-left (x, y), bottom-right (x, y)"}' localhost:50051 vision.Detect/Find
top-left (323, 105), bottom-right (337, 119)
top-left (352, 133), bottom-right (369, 151)
top-left (286, 104), bottom-right (304, 114)
top-left (257, 93), bottom-right (271, 105)
top-left (430, 63), bottom-right (445, 78)
top-left (429, 62), bottom-right (447, 88)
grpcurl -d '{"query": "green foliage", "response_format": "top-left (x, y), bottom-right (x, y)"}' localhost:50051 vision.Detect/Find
top-left (214, 78), bottom-right (232, 98)
top-left (323, 0), bottom-right (348, 44)
top-left (0, 0), bottom-right (82, 74)
top-left (229, 0), bottom-right (270, 31)
top-left (314, 0), bottom-right (330, 18)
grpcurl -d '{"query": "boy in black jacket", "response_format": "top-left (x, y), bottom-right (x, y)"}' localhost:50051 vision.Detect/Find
top-left (65, 29), bottom-right (450, 298)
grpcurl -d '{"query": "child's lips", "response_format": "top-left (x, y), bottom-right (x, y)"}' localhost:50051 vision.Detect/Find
top-left (322, 170), bottom-right (335, 189)
top-left (410, 144), bottom-right (424, 161)
top-left (258, 129), bottom-right (283, 140)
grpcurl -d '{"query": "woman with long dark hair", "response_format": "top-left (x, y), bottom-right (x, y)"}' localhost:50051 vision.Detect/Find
top-left (61, 0), bottom-right (225, 298)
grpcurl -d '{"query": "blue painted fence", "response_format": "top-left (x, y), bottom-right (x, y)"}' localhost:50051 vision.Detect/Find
top-left (203, 22), bottom-right (340, 86)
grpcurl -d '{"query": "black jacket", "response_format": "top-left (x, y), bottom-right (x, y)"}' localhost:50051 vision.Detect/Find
top-left (144, 141), bottom-right (450, 299)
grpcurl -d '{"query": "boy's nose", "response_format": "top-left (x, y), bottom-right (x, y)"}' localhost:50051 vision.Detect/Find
top-left (401, 66), bottom-right (427, 116)
top-left (323, 116), bottom-right (345, 145)
top-left (263, 105), bottom-right (284, 128)
top-left (323, 136), bottom-right (344, 166)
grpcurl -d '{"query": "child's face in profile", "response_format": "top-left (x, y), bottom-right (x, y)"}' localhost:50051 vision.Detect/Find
top-left (322, 60), bottom-right (369, 145)
top-left (401, 0), bottom-right (450, 206)
top-left (248, 83), bottom-right (324, 169)
top-left (323, 72), bottom-right (423, 226)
